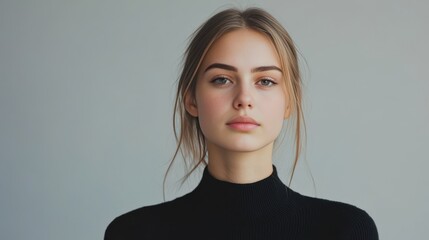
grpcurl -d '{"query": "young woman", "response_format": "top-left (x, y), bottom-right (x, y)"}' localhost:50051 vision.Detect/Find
top-left (105, 7), bottom-right (378, 240)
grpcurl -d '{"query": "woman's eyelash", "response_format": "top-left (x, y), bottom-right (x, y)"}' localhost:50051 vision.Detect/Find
top-left (210, 77), bottom-right (277, 86)
top-left (211, 76), bottom-right (231, 85)
top-left (258, 78), bottom-right (277, 87)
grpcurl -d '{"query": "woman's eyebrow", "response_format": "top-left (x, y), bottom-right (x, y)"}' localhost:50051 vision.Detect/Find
top-left (204, 63), bottom-right (282, 73)
top-left (252, 66), bottom-right (282, 73)
top-left (204, 63), bottom-right (237, 72)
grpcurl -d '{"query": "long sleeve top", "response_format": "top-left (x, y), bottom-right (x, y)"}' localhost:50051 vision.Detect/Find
top-left (105, 165), bottom-right (378, 240)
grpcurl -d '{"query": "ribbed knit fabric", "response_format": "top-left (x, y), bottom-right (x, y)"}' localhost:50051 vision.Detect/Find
top-left (105, 166), bottom-right (378, 240)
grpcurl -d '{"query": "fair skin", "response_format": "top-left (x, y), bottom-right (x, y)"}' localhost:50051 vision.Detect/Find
top-left (186, 29), bottom-right (290, 183)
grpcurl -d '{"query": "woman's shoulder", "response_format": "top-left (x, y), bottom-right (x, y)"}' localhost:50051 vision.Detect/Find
top-left (104, 203), bottom-right (165, 239)
top-left (104, 193), bottom-right (193, 239)
top-left (290, 189), bottom-right (379, 239)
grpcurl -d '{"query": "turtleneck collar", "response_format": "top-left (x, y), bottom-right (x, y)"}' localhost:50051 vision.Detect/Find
top-left (192, 165), bottom-right (292, 219)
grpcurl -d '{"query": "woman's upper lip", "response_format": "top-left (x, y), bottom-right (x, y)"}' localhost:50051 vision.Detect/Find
top-left (226, 116), bottom-right (260, 125)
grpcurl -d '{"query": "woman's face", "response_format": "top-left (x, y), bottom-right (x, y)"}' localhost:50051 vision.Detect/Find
top-left (186, 29), bottom-right (289, 154)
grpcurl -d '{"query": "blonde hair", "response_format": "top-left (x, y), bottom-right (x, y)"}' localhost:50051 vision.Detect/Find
top-left (165, 7), bottom-right (305, 193)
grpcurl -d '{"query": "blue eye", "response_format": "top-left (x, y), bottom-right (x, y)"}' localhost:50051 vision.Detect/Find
top-left (211, 77), bottom-right (231, 85)
top-left (258, 79), bottom-right (277, 87)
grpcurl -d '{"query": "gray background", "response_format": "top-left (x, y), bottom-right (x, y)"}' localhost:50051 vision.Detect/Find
top-left (1, 0), bottom-right (428, 239)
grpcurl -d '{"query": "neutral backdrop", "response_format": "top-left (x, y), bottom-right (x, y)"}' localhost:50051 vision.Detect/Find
top-left (1, 0), bottom-right (428, 239)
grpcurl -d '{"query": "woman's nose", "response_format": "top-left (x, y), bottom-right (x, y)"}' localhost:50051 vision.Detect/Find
top-left (233, 84), bottom-right (254, 110)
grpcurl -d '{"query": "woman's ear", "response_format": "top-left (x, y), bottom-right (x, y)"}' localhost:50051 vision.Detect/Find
top-left (184, 93), bottom-right (198, 117)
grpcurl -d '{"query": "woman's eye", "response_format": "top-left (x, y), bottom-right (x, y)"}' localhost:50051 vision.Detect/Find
top-left (211, 77), bottom-right (231, 85)
top-left (258, 79), bottom-right (277, 87)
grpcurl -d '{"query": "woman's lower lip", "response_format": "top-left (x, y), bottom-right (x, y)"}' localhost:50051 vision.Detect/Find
top-left (227, 123), bottom-right (259, 131)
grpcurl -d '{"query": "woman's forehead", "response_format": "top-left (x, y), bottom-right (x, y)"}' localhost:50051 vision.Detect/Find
top-left (200, 29), bottom-right (281, 72)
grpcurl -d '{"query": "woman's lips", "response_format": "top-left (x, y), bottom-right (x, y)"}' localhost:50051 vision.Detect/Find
top-left (227, 122), bottom-right (259, 131)
top-left (226, 116), bottom-right (260, 131)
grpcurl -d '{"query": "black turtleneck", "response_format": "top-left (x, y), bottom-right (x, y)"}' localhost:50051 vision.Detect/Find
top-left (105, 166), bottom-right (378, 240)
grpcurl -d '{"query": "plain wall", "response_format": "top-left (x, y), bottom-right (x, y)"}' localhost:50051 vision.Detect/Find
top-left (1, 0), bottom-right (428, 239)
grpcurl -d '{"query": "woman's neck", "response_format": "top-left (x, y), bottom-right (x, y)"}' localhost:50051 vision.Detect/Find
top-left (206, 142), bottom-right (274, 184)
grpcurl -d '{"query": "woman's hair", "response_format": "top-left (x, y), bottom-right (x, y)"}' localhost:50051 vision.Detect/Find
top-left (164, 7), bottom-right (305, 192)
